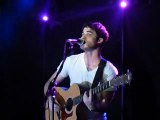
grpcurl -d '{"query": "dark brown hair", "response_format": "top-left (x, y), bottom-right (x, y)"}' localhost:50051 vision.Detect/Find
top-left (83, 22), bottom-right (109, 44)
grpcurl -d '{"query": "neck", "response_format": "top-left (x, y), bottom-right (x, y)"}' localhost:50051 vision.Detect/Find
top-left (84, 48), bottom-right (102, 70)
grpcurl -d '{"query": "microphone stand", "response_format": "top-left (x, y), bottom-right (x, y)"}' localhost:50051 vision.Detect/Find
top-left (46, 40), bottom-right (75, 120)
top-left (47, 41), bottom-right (74, 95)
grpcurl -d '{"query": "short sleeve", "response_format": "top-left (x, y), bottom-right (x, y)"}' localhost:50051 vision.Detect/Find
top-left (103, 61), bottom-right (118, 81)
top-left (57, 57), bottom-right (70, 78)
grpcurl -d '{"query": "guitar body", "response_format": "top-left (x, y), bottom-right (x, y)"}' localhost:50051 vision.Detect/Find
top-left (54, 84), bottom-right (81, 120)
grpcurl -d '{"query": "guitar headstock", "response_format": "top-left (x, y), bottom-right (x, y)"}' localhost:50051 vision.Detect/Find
top-left (110, 69), bottom-right (132, 87)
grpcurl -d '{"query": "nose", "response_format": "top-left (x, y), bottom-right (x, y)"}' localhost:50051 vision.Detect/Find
top-left (79, 34), bottom-right (85, 44)
top-left (80, 34), bottom-right (86, 40)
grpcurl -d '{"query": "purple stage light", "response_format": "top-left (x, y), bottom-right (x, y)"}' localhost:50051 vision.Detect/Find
top-left (42, 15), bottom-right (48, 21)
top-left (120, 1), bottom-right (127, 8)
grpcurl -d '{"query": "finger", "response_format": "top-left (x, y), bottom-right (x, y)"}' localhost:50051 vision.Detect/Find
top-left (84, 91), bottom-right (87, 97)
top-left (54, 100), bottom-right (59, 105)
top-left (83, 92), bottom-right (87, 101)
top-left (83, 91), bottom-right (88, 102)
top-left (54, 104), bottom-right (60, 112)
top-left (89, 89), bottom-right (92, 100)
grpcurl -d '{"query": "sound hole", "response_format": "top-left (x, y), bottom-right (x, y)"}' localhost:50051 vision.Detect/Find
top-left (65, 98), bottom-right (73, 111)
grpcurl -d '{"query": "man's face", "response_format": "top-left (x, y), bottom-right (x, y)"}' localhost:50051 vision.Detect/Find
top-left (80, 27), bottom-right (98, 51)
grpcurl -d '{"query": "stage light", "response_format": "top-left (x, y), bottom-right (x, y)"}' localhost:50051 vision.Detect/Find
top-left (120, 1), bottom-right (127, 8)
top-left (42, 15), bottom-right (48, 21)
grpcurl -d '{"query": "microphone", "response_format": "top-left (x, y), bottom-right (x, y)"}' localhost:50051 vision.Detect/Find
top-left (66, 38), bottom-right (84, 46)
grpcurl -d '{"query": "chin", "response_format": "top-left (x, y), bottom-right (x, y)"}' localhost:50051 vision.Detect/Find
top-left (80, 44), bottom-right (92, 51)
top-left (80, 44), bottom-right (86, 50)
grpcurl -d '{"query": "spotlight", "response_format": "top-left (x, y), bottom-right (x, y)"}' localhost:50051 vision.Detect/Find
top-left (42, 15), bottom-right (48, 21)
top-left (120, 1), bottom-right (127, 8)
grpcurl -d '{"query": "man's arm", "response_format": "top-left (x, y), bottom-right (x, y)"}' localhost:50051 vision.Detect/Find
top-left (44, 71), bottom-right (65, 96)
top-left (83, 88), bottom-right (116, 112)
top-left (44, 71), bottom-right (65, 120)
top-left (94, 90), bottom-right (116, 112)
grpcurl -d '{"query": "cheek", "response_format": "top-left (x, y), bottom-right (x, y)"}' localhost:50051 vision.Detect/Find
top-left (88, 39), bottom-right (97, 46)
top-left (85, 41), bottom-right (94, 47)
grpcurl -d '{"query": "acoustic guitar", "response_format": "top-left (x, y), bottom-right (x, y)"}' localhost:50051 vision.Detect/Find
top-left (48, 70), bottom-right (132, 120)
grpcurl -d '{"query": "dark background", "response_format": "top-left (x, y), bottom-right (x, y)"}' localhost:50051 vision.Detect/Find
top-left (0, 0), bottom-right (160, 120)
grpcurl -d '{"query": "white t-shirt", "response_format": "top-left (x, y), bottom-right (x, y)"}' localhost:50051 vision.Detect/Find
top-left (58, 52), bottom-right (118, 86)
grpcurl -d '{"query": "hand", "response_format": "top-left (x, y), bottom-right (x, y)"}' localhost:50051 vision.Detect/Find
top-left (53, 99), bottom-right (60, 112)
top-left (83, 89), bottom-right (95, 111)
top-left (48, 97), bottom-right (60, 112)
top-left (54, 103), bottom-right (60, 112)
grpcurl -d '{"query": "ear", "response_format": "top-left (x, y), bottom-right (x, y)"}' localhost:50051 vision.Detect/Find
top-left (97, 38), bottom-right (104, 44)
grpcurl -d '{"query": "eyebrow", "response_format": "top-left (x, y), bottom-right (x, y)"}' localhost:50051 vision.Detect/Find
top-left (82, 30), bottom-right (94, 34)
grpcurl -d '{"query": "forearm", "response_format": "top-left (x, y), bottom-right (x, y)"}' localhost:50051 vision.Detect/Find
top-left (90, 91), bottom-right (115, 112)
top-left (44, 72), bottom-right (65, 95)
top-left (44, 72), bottom-right (57, 95)
top-left (44, 80), bottom-right (52, 95)
top-left (94, 99), bottom-right (109, 112)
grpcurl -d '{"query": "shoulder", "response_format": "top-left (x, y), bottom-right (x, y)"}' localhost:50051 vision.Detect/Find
top-left (101, 58), bottom-right (118, 81)
top-left (63, 52), bottom-right (84, 66)
top-left (105, 60), bottom-right (118, 75)
top-left (66, 52), bottom-right (84, 61)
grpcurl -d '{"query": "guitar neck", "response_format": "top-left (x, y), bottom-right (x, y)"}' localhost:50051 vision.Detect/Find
top-left (72, 72), bottom-right (131, 106)
top-left (92, 81), bottom-right (110, 95)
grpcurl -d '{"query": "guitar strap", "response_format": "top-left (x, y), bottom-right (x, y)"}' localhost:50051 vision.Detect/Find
top-left (91, 58), bottom-right (107, 88)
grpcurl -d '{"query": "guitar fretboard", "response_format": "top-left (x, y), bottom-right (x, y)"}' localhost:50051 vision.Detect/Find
top-left (92, 81), bottom-right (110, 95)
